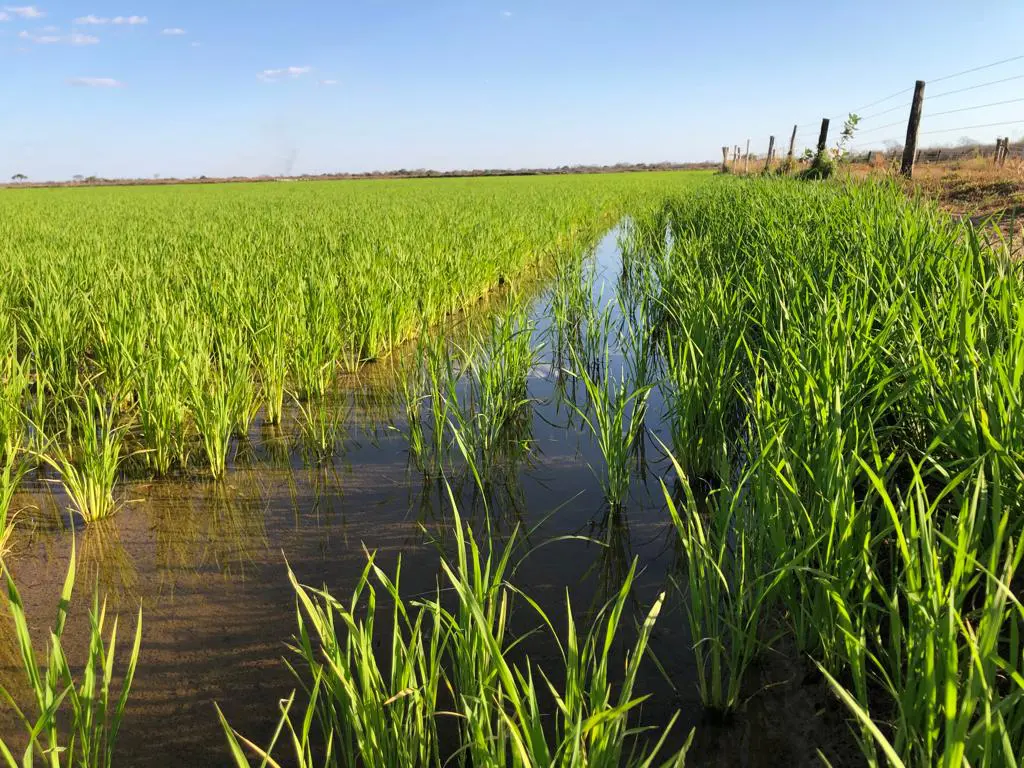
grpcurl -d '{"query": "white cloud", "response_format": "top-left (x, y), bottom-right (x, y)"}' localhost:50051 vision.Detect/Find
top-left (161, 27), bottom-right (184, 35)
top-left (4, 6), bottom-right (44, 18)
top-left (320, 79), bottom-right (338, 86)
top-left (76, 14), bottom-right (146, 25)
top-left (0, 11), bottom-right (9, 21)
top-left (501, 10), bottom-right (512, 16)
top-left (67, 76), bottom-right (123, 87)
top-left (190, 40), bottom-right (200, 47)
top-left (20, 28), bottom-right (100, 44)
top-left (258, 65), bottom-right (312, 81)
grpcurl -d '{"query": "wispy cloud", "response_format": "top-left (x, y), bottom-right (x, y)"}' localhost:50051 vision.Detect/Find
top-left (0, 11), bottom-right (9, 21)
top-left (20, 28), bottom-right (99, 44)
top-left (74, 14), bottom-right (147, 25)
top-left (4, 5), bottom-right (44, 18)
top-left (501, 10), bottom-right (512, 17)
top-left (190, 40), bottom-right (200, 47)
top-left (258, 65), bottom-right (312, 82)
top-left (320, 79), bottom-right (338, 86)
top-left (67, 76), bottom-right (123, 87)
top-left (161, 26), bottom-right (184, 35)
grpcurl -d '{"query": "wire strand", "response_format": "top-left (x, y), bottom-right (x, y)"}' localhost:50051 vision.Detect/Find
top-left (930, 73), bottom-right (1024, 100)
top-left (859, 101), bottom-right (912, 121)
top-left (929, 54), bottom-right (1024, 84)
top-left (926, 97), bottom-right (1024, 118)
top-left (920, 119), bottom-right (1024, 135)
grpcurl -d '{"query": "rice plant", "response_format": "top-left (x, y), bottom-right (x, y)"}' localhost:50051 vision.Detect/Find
top-left (37, 390), bottom-right (131, 523)
top-left (0, 438), bottom-right (28, 557)
top-left (217, 494), bottom-right (693, 767)
top-left (564, 317), bottom-right (651, 510)
top-left (0, 545), bottom-right (142, 768)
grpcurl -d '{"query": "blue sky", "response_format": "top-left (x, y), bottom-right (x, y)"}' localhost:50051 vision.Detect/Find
top-left (3, 0), bottom-right (1023, 180)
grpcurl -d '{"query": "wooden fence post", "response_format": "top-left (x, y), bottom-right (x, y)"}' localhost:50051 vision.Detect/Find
top-left (764, 136), bottom-right (776, 172)
top-left (816, 118), bottom-right (830, 159)
top-left (994, 138), bottom-right (1003, 164)
top-left (1001, 137), bottom-right (1010, 166)
top-left (901, 80), bottom-right (926, 178)
top-left (787, 124), bottom-right (798, 165)
top-left (721, 146), bottom-right (729, 173)
top-left (744, 139), bottom-right (751, 174)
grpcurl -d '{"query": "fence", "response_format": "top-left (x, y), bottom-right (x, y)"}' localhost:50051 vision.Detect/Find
top-left (722, 53), bottom-right (1024, 178)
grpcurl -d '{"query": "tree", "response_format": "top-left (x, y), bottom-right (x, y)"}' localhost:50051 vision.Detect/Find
top-left (11, 173), bottom-right (26, 182)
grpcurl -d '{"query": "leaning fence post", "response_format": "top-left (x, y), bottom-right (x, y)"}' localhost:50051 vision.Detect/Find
top-left (786, 124), bottom-right (798, 166)
top-left (764, 136), bottom-right (776, 172)
top-left (900, 80), bottom-right (926, 178)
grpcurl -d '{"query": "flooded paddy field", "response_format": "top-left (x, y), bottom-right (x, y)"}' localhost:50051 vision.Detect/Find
top-left (2, 174), bottom-right (1022, 767)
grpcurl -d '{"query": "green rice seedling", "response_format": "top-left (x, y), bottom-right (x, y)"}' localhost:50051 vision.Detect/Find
top-left (218, 486), bottom-right (694, 768)
top-left (37, 391), bottom-right (131, 524)
top-left (249, 296), bottom-right (294, 426)
top-left (0, 318), bottom-right (30, 452)
top-left (819, 460), bottom-right (1024, 767)
top-left (292, 392), bottom-right (347, 465)
top-left (219, 554), bottom-right (447, 768)
top-left (0, 545), bottom-right (142, 768)
top-left (186, 344), bottom-right (258, 479)
top-left (219, 330), bottom-right (262, 437)
top-left (0, 438), bottom-right (28, 557)
top-left (137, 358), bottom-right (190, 475)
top-left (565, 334), bottom-right (651, 511)
top-left (660, 449), bottom-right (786, 717)
top-left (453, 306), bottom-right (537, 476)
top-left (438, 500), bottom-right (690, 767)
top-left (421, 333), bottom-right (461, 473)
top-left (396, 345), bottom-right (429, 469)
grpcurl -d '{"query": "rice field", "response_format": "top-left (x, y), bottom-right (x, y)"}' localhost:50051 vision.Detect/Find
top-left (1, 172), bottom-right (1022, 766)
